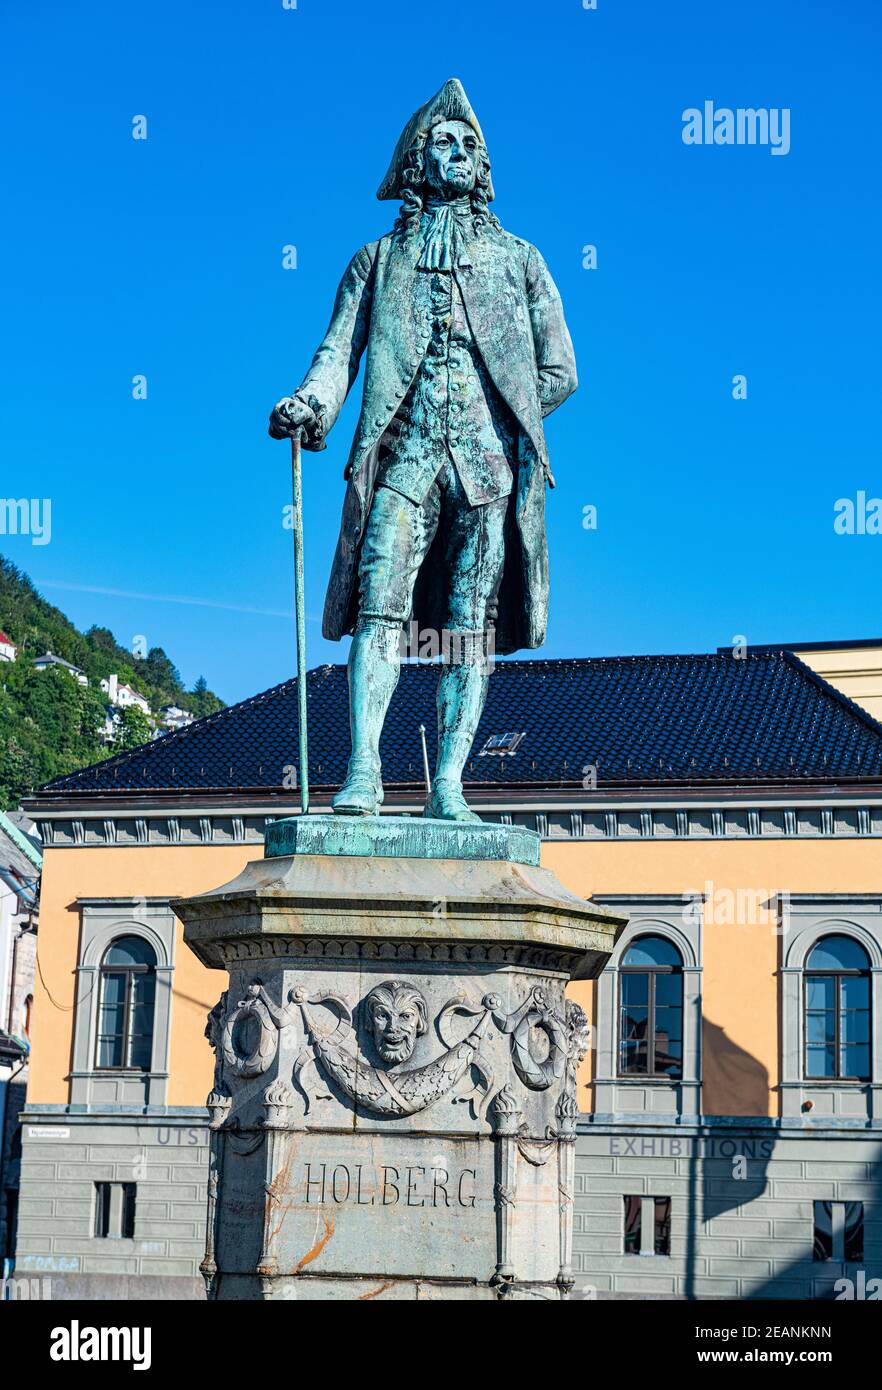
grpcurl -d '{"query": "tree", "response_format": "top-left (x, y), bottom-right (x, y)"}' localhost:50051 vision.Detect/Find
top-left (141, 646), bottom-right (183, 708)
top-left (0, 737), bottom-right (38, 810)
top-left (189, 675), bottom-right (222, 719)
top-left (116, 705), bottom-right (153, 751)
top-left (85, 625), bottom-right (119, 654)
top-left (0, 553), bottom-right (226, 806)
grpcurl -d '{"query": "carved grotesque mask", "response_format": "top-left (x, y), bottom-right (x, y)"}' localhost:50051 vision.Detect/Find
top-left (366, 981), bottom-right (428, 1065)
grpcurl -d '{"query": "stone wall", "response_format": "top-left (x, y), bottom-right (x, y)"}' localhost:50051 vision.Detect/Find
top-left (573, 1123), bottom-right (882, 1300)
top-left (15, 1110), bottom-right (882, 1299)
top-left (14, 1109), bottom-right (209, 1299)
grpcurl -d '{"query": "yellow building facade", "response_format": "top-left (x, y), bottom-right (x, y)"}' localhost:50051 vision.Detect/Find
top-left (14, 650), bottom-right (882, 1298)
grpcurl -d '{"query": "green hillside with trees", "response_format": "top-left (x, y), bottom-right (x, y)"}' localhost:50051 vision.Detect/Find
top-left (0, 555), bottom-right (225, 808)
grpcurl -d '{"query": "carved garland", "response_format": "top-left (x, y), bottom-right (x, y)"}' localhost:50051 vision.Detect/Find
top-left (206, 980), bottom-right (590, 1122)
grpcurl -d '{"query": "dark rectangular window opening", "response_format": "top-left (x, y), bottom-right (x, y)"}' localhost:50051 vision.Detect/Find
top-left (94, 1181), bottom-right (137, 1239)
top-left (623, 1195), bottom-right (671, 1256)
top-left (122, 1182), bottom-right (137, 1239)
top-left (623, 1194), bottom-right (641, 1254)
top-left (94, 1181), bottom-right (111, 1238)
top-left (654, 1196), bottom-right (671, 1256)
top-left (814, 1200), bottom-right (864, 1262)
top-left (844, 1203), bottom-right (865, 1262)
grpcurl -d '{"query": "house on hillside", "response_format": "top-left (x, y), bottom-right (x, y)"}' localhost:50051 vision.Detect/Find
top-left (158, 703), bottom-right (193, 731)
top-left (32, 652), bottom-right (88, 686)
top-left (0, 631), bottom-right (16, 663)
top-left (100, 674), bottom-right (151, 715)
top-left (99, 707), bottom-right (121, 746)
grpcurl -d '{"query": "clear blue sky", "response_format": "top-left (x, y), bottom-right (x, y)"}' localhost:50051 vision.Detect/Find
top-left (3, 0), bottom-right (880, 704)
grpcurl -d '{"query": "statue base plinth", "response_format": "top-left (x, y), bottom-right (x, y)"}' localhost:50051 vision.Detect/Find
top-left (264, 811), bottom-right (540, 866)
top-left (175, 833), bottom-right (625, 1301)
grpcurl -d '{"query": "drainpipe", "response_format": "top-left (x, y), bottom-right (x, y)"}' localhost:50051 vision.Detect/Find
top-left (6, 929), bottom-right (19, 1035)
top-left (0, 1051), bottom-right (26, 1261)
top-left (6, 922), bottom-right (35, 1035)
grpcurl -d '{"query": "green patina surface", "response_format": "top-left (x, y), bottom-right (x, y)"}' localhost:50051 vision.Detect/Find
top-left (269, 80), bottom-right (577, 825)
top-left (264, 812), bottom-right (540, 866)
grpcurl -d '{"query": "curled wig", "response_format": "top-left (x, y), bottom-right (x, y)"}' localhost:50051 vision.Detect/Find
top-left (393, 131), bottom-right (501, 239)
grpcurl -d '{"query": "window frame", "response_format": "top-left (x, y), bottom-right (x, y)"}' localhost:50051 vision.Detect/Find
top-left (94, 938), bottom-right (157, 1072)
top-left (803, 936), bottom-right (871, 1083)
top-left (94, 1180), bottom-right (138, 1240)
top-left (589, 899), bottom-right (702, 1122)
top-left (72, 903), bottom-right (175, 1109)
top-left (94, 1180), bottom-right (112, 1238)
top-left (121, 1182), bottom-right (137, 1239)
top-left (778, 901), bottom-right (882, 1122)
top-left (813, 1199), bottom-right (864, 1263)
top-left (618, 937), bottom-right (685, 1080)
top-left (622, 1194), bottom-right (672, 1257)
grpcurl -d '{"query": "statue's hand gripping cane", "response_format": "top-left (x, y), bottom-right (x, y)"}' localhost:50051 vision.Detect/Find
top-left (269, 395), bottom-right (321, 816)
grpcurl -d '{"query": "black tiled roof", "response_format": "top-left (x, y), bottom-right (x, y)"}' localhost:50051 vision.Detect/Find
top-left (33, 651), bottom-right (882, 800)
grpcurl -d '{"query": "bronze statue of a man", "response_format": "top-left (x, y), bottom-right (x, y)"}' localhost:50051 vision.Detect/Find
top-left (270, 79), bottom-right (576, 821)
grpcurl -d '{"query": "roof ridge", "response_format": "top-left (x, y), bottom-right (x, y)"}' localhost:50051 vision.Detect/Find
top-left (425, 651), bottom-right (786, 667)
top-left (780, 649), bottom-right (882, 737)
top-left (34, 650), bottom-right (882, 798)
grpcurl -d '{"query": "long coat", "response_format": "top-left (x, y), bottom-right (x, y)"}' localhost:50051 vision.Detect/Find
top-left (298, 223), bottom-right (577, 655)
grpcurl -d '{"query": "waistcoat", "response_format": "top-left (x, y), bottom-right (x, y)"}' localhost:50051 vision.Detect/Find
top-left (376, 269), bottom-right (516, 507)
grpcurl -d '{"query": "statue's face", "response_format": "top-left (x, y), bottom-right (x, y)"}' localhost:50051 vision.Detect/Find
top-left (425, 119), bottom-right (479, 197)
top-left (367, 982), bottom-right (426, 1064)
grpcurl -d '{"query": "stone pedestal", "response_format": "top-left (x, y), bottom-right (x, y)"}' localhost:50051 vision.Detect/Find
top-left (174, 816), bottom-right (624, 1301)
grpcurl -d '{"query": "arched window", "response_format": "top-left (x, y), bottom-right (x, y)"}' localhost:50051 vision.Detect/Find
top-left (619, 935), bottom-right (684, 1079)
top-left (804, 935), bottom-right (871, 1081)
top-left (96, 936), bottom-right (157, 1070)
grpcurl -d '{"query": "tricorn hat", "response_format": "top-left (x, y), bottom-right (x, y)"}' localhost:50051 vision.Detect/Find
top-left (376, 77), bottom-right (494, 202)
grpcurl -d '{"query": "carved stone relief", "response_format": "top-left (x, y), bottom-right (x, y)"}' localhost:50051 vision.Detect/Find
top-left (204, 979), bottom-right (590, 1124)
top-left (291, 983), bottom-right (497, 1118)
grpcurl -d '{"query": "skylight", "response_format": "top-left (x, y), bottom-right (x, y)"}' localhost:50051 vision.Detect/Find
top-left (478, 731), bottom-right (526, 757)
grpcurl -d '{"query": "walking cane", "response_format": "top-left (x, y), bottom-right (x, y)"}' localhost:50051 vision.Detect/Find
top-left (290, 430), bottom-right (309, 814)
